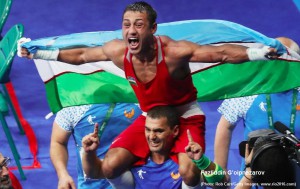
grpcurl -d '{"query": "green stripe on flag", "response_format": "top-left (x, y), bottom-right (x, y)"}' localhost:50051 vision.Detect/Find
top-left (45, 59), bottom-right (300, 113)
top-left (45, 78), bottom-right (62, 113)
top-left (194, 60), bottom-right (300, 101)
top-left (45, 71), bottom-right (137, 113)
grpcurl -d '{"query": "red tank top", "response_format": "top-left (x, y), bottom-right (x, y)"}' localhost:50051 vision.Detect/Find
top-left (124, 36), bottom-right (197, 112)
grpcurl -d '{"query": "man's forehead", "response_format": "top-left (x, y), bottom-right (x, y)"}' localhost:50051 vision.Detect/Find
top-left (145, 117), bottom-right (169, 128)
top-left (123, 11), bottom-right (147, 20)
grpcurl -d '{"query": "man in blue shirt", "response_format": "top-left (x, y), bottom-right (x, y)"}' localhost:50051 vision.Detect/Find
top-left (81, 106), bottom-right (184, 189)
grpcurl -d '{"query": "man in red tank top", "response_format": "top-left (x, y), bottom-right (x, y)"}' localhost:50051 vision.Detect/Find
top-left (20, 2), bottom-right (278, 188)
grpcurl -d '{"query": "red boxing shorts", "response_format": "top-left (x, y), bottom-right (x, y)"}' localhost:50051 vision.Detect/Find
top-left (110, 114), bottom-right (206, 165)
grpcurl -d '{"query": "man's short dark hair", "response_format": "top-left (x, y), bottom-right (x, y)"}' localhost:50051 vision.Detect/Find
top-left (123, 1), bottom-right (157, 26)
top-left (147, 106), bottom-right (179, 129)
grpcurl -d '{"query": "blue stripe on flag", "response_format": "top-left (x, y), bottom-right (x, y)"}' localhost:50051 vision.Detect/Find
top-left (293, 0), bottom-right (300, 12)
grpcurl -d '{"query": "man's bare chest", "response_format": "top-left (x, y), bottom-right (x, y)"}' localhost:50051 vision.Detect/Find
top-left (132, 61), bottom-right (157, 83)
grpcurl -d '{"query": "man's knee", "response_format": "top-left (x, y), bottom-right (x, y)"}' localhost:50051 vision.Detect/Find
top-left (102, 148), bottom-right (137, 179)
top-left (179, 161), bottom-right (200, 178)
top-left (102, 155), bottom-right (120, 179)
top-left (178, 155), bottom-right (201, 185)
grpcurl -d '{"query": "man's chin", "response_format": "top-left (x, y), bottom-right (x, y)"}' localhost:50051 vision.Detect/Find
top-left (128, 48), bottom-right (140, 55)
top-left (149, 146), bottom-right (161, 153)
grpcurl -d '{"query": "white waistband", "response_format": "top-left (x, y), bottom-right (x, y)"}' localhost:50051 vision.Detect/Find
top-left (142, 101), bottom-right (204, 118)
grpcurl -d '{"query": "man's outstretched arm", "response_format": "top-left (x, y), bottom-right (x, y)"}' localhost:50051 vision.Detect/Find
top-left (19, 38), bottom-right (124, 66)
top-left (172, 39), bottom-right (278, 64)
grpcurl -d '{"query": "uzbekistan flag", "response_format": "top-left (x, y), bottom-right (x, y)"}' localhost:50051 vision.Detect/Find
top-left (22, 19), bottom-right (300, 113)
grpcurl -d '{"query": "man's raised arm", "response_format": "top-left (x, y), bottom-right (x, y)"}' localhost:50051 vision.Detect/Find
top-left (18, 38), bottom-right (127, 65)
top-left (176, 39), bottom-right (279, 63)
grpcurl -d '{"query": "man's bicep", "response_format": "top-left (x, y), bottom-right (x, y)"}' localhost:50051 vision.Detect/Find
top-left (51, 122), bottom-right (71, 145)
top-left (175, 40), bottom-right (196, 58)
top-left (218, 115), bottom-right (234, 130)
top-left (218, 99), bottom-right (244, 126)
top-left (191, 44), bottom-right (222, 63)
top-left (85, 46), bottom-right (110, 62)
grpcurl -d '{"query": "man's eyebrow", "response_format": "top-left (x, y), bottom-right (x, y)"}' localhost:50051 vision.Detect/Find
top-left (123, 18), bottom-right (143, 22)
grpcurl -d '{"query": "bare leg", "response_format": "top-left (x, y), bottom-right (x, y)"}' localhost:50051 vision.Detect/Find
top-left (102, 147), bottom-right (139, 179)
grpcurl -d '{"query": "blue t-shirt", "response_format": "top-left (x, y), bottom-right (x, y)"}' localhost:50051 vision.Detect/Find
top-left (219, 89), bottom-right (300, 139)
top-left (131, 157), bottom-right (182, 189)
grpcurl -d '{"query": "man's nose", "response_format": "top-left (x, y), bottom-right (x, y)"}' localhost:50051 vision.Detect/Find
top-left (128, 26), bottom-right (137, 34)
top-left (149, 132), bottom-right (156, 140)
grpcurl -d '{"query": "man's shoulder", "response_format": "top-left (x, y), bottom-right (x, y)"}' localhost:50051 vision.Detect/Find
top-left (106, 39), bottom-right (126, 49)
top-left (104, 39), bottom-right (127, 61)
top-left (159, 35), bottom-right (194, 53)
top-left (159, 35), bottom-right (188, 56)
top-left (158, 35), bottom-right (175, 45)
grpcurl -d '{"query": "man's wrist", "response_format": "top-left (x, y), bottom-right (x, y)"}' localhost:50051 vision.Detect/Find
top-left (246, 46), bottom-right (270, 61)
top-left (203, 164), bottom-right (225, 184)
top-left (33, 49), bottom-right (59, 60)
top-left (192, 155), bottom-right (211, 170)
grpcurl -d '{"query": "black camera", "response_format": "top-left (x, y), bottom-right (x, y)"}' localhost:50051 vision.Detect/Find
top-left (239, 122), bottom-right (300, 167)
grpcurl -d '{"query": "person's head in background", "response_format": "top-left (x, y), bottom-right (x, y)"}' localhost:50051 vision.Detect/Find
top-left (250, 137), bottom-right (295, 189)
top-left (145, 106), bottom-right (180, 159)
top-left (0, 153), bottom-right (13, 189)
top-left (276, 37), bottom-right (300, 54)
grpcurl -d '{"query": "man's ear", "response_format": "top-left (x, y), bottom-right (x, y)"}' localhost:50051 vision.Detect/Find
top-left (173, 125), bottom-right (180, 138)
top-left (151, 22), bottom-right (157, 34)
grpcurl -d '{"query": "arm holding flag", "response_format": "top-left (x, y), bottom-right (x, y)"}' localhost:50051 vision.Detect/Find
top-left (165, 37), bottom-right (278, 65)
top-left (20, 34), bottom-right (278, 65)
top-left (17, 19), bottom-right (300, 113)
top-left (20, 39), bottom-right (125, 68)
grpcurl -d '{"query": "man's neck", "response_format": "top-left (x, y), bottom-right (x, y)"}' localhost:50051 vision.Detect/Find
top-left (151, 152), bottom-right (169, 164)
top-left (134, 36), bottom-right (156, 63)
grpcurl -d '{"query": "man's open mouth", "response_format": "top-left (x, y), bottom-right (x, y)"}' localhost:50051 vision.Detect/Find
top-left (128, 37), bottom-right (139, 48)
